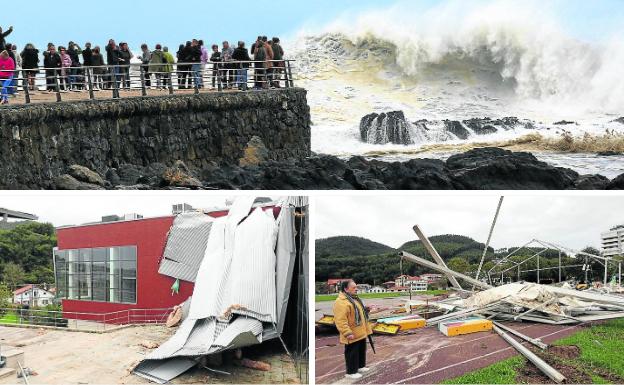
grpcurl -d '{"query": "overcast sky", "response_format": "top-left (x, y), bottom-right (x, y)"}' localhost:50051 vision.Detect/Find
top-left (315, 194), bottom-right (624, 250)
top-left (0, 192), bottom-right (275, 228)
top-left (6, 0), bottom-right (624, 50)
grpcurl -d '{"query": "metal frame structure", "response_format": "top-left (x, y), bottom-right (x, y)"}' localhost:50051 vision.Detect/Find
top-left (487, 239), bottom-right (621, 287)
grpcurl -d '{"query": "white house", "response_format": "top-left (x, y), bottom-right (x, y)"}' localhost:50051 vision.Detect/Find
top-left (13, 285), bottom-right (56, 307)
top-left (369, 286), bottom-right (387, 293)
top-left (405, 278), bottom-right (428, 291)
top-left (356, 284), bottom-right (372, 294)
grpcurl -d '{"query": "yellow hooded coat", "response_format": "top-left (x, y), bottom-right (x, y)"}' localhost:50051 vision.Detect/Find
top-left (333, 292), bottom-right (373, 345)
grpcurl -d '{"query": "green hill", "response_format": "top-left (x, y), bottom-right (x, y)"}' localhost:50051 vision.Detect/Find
top-left (316, 236), bottom-right (395, 259)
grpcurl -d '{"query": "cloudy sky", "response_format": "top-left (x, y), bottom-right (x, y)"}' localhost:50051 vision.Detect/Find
top-left (315, 194), bottom-right (624, 250)
top-left (7, 0), bottom-right (624, 49)
top-left (0, 192), bottom-right (277, 227)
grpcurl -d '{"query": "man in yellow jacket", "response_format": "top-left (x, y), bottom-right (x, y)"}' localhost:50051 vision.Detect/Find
top-left (333, 280), bottom-right (373, 379)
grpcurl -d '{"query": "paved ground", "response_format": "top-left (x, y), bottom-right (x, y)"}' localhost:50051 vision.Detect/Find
top-left (2, 87), bottom-right (257, 106)
top-left (0, 325), bottom-right (301, 384)
top-left (315, 297), bottom-right (581, 384)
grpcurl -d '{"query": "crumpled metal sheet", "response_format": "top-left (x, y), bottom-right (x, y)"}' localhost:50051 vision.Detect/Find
top-left (133, 357), bottom-right (197, 384)
top-left (144, 197), bottom-right (279, 362)
top-left (158, 212), bottom-right (214, 282)
top-left (275, 206), bottom-right (297, 333)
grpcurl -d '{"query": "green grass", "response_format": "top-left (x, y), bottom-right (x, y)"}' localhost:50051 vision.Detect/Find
top-left (554, 318), bottom-right (624, 379)
top-left (443, 319), bottom-right (624, 384)
top-left (315, 290), bottom-right (448, 302)
top-left (442, 356), bottom-right (525, 384)
top-left (0, 311), bottom-right (20, 324)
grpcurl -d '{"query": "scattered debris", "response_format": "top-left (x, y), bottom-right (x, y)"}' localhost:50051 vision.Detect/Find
top-left (240, 358), bottom-right (271, 372)
top-left (439, 317), bottom-right (493, 337)
top-left (165, 306), bottom-right (183, 328)
top-left (139, 341), bottom-right (160, 349)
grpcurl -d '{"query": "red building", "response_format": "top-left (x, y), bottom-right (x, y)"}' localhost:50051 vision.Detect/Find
top-left (55, 216), bottom-right (192, 322)
top-left (54, 207), bottom-right (280, 323)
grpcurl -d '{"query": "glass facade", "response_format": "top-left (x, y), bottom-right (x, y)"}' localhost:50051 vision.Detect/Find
top-left (54, 246), bottom-right (137, 304)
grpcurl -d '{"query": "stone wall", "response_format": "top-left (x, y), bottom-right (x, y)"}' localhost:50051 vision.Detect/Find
top-left (0, 88), bottom-right (311, 189)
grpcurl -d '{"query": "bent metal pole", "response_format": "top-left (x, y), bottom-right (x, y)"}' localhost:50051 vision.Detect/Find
top-left (399, 251), bottom-right (492, 290)
top-left (494, 325), bottom-right (566, 384)
top-left (412, 225), bottom-right (463, 290)
top-left (474, 196), bottom-right (504, 290)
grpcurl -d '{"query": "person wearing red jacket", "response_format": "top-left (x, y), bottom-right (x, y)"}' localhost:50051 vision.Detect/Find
top-left (0, 50), bottom-right (16, 104)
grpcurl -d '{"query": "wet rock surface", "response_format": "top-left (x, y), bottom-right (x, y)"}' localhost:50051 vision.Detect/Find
top-left (360, 111), bottom-right (413, 145)
top-left (46, 147), bottom-right (624, 190)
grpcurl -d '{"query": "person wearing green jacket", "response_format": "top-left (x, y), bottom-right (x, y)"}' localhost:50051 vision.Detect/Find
top-left (149, 44), bottom-right (165, 89)
top-left (162, 47), bottom-right (175, 89)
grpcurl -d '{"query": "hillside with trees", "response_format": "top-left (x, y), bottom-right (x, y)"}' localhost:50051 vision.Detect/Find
top-left (316, 235), bottom-right (601, 287)
top-left (316, 236), bottom-right (395, 258)
top-left (0, 222), bottom-right (57, 289)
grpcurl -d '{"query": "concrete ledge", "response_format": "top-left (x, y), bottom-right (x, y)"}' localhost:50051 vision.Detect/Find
top-left (0, 368), bottom-right (16, 380)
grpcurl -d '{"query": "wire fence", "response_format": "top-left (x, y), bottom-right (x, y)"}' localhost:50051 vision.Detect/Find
top-left (0, 59), bottom-right (296, 105)
top-left (0, 307), bottom-right (173, 332)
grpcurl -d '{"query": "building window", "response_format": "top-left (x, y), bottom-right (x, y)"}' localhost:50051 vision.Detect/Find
top-left (54, 246), bottom-right (137, 304)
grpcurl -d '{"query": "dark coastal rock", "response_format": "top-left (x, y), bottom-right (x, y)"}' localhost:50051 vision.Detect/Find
top-left (463, 118), bottom-right (498, 135)
top-left (574, 175), bottom-right (611, 190)
top-left (54, 174), bottom-right (105, 190)
top-left (239, 136), bottom-right (270, 167)
top-left (443, 120), bottom-right (470, 140)
top-left (54, 146), bottom-right (624, 190)
top-left (68, 165), bottom-right (105, 186)
top-left (608, 173), bottom-right (624, 190)
top-left (360, 111), bottom-right (413, 145)
top-left (612, 117), bottom-right (624, 125)
top-left (446, 147), bottom-right (578, 189)
top-left (553, 120), bottom-right (577, 125)
top-left (597, 151), bottom-right (622, 156)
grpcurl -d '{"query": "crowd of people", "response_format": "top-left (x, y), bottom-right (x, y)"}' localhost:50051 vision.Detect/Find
top-left (0, 25), bottom-right (288, 105)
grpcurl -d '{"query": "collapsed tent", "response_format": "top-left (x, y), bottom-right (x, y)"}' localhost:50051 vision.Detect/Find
top-left (134, 197), bottom-right (305, 383)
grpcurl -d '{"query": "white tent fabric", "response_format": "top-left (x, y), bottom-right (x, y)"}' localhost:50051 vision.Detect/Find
top-left (145, 197), bottom-right (279, 361)
top-left (275, 205), bottom-right (297, 333)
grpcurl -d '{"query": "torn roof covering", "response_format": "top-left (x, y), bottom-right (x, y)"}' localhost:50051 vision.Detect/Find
top-left (158, 199), bottom-right (293, 284)
top-left (158, 212), bottom-right (214, 283)
top-left (137, 197), bottom-right (301, 372)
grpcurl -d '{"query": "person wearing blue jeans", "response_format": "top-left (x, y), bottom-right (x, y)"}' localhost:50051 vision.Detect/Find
top-left (232, 41), bottom-right (251, 91)
top-left (0, 50), bottom-right (15, 104)
top-left (1, 74), bottom-right (13, 104)
top-left (190, 40), bottom-right (203, 88)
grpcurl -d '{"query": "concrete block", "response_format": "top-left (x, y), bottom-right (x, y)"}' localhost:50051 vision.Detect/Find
top-left (2, 349), bottom-right (25, 370)
top-left (0, 368), bottom-right (16, 380)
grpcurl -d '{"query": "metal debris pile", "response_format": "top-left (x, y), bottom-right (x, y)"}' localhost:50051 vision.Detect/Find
top-left (395, 224), bottom-right (624, 384)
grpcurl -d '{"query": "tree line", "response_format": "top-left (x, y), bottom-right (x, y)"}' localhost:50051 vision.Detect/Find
top-left (0, 222), bottom-right (57, 291)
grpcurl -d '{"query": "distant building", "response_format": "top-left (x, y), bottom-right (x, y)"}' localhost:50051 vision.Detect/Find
top-left (420, 274), bottom-right (444, 283)
top-left (356, 284), bottom-right (372, 294)
top-left (394, 275), bottom-right (429, 292)
top-left (369, 286), bottom-right (387, 293)
top-left (327, 279), bottom-right (351, 293)
top-left (388, 286), bottom-right (409, 293)
top-left (13, 285), bottom-right (55, 307)
top-left (382, 281), bottom-right (396, 289)
top-left (602, 225), bottom-right (624, 258)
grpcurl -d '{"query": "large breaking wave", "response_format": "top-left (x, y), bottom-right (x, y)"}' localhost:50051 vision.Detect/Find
top-left (290, 0), bottom-right (624, 115)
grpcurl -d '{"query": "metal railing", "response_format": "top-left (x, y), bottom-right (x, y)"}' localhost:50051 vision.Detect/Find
top-left (0, 307), bottom-right (173, 332)
top-left (0, 59), bottom-right (296, 105)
